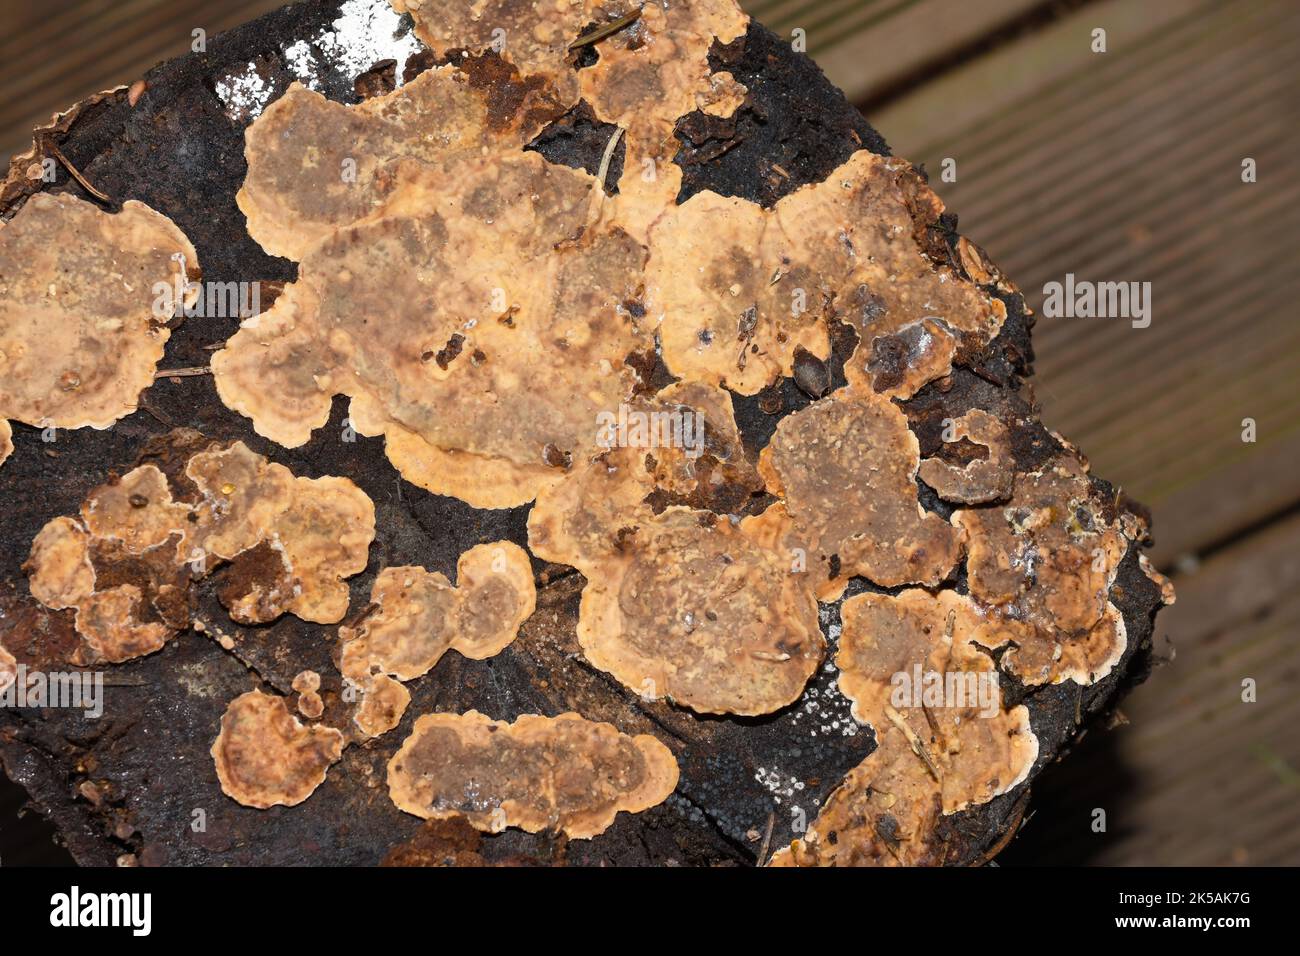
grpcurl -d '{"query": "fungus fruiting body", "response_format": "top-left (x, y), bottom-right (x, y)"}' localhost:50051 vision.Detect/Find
top-left (0, 0), bottom-right (1175, 866)
top-left (24, 442), bottom-right (375, 664)
top-left (212, 689), bottom-right (345, 809)
top-left (387, 710), bottom-right (679, 838)
top-left (339, 542), bottom-right (536, 736)
top-left (0, 193), bottom-right (197, 454)
top-left (759, 385), bottom-right (963, 599)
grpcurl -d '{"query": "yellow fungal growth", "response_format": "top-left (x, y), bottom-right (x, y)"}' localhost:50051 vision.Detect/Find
top-left (387, 710), bottom-right (679, 839)
top-left (212, 689), bottom-right (344, 809)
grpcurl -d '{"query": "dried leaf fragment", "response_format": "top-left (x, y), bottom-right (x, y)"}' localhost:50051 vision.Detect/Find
top-left (387, 710), bottom-right (678, 838)
top-left (212, 689), bottom-right (344, 809)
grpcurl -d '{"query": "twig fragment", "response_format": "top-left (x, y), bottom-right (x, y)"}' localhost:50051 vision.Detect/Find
top-left (46, 141), bottom-right (111, 204)
top-left (568, 8), bottom-right (642, 50)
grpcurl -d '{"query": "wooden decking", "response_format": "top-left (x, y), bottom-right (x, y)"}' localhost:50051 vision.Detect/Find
top-left (1, 0), bottom-right (1296, 865)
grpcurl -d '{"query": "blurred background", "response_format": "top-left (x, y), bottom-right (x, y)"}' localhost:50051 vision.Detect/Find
top-left (1, 0), bottom-right (1297, 865)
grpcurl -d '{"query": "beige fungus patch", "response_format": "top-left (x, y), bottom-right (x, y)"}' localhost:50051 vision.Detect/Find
top-left (339, 541), bottom-right (536, 737)
top-left (387, 710), bottom-right (679, 838)
top-left (216, 153), bottom-right (651, 508)
top-left (759, 385), bottom-right (963, 599)
top-left (24, 443), bottom-right (375, 664)
top-left (0, 193), bottom-right (197, 444)
top-left (212, 689), bottom-right (345, 809)
top-left (917, 408), bottom-right (1014, 504)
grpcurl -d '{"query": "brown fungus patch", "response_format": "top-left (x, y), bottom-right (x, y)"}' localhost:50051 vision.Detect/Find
top-left (0, 193), bottom-right (197, 436)
top-left (527, 381), bottom-right (759, 568)
top-left (835, 589), bottom-right (1038, 814)
top-left (238, 63), bottom-right (565, 260)
top-left (211, 689), bottom-right (344, 809)
top-left (23, 442), bottom-right (375, 664)
top-left (759, 386), bottom-right (962, 599)
top-left (574, 507), bottom-right (823, 715)
top-left (387, 710), bottom-right (678, 839)
top-left (216, 152), bottom-right (652, 508)
top-left (292, 670), bottom-right (324, 719)
top-left (954, 455), bottom-right (1129, 685)
top-left (850, 316), bottom-right (958, 400)
top-left (770, 726), bottom-right (948, 867)
top-left (339, 542), bottom-right (536, 737)
top-left (917, 408), bottom-right (1013, 504)
top-left (390, 1), bottom-right (748, 241)
top-left (645, 151), bottom-right (1005, 395)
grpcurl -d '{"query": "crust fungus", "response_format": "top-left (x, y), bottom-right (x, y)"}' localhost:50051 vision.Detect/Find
top-left (759, 386), bottom-right (963, 599)
top-left (387, 710), bottom-right (678, 838)
top-left (645, 151), bottom-right (1005, 395)
top-left (211, 689), bottom-right (345, 809)
top-left (238, 63), bottom-right (565, 260)
top-left (849, 316), bottom-right (958, 400)
top-left (954, 456), bottom-right (1129, 685)
top-left (392, 0), bottom-right (748, 236)
top-left (216, 152), bottom-right (651, 508)
top-left (835, 589), bottom-right (1038, 814)
top-left (572, 507), bottom-right (822, 716)
top-left (773, 589), bottom-right (1038, 867)
top-left (339, 542), bottom-right (536, 736)
top-left (917, 408), bottom-right (1014, 504)
top-left (0, 193), bottom-right (197, 446)
top-left (24, 442), bottom-right (375, 664)
top-left (0, 420), bottom-right (11, 468)
top-left (293, 670), bottom-right (325, 719)
top-left (770, 726), bottom-right (950, 866)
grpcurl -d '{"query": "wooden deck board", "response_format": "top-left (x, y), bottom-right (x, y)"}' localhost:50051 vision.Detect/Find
top-left (872, 0), bottom-right (1300, 569)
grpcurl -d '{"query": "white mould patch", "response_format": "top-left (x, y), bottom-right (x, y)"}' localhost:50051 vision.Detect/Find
top-left (755, 766), bottom-right (808, 805)
top-left (282, 40), bottom-right (324, 91)
top-left (213, 61), bottom-right (278, 122)
top-left (314, 0), bottom-right (424, 85)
